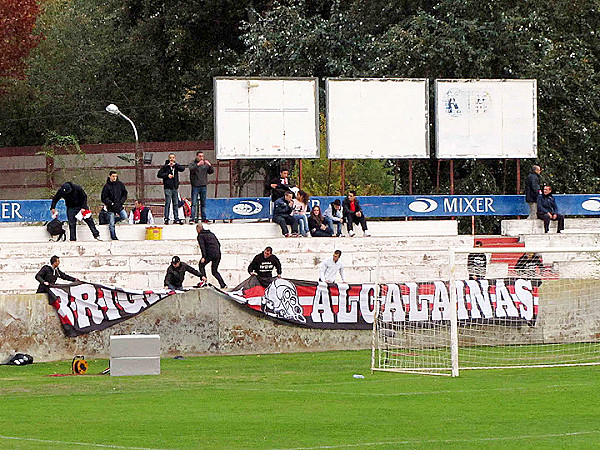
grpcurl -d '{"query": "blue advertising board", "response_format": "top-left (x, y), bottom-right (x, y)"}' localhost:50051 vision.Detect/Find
top-left (0, 200), bottom-right (66, 222)
top-left (2, 195), bottom-right (600, 222)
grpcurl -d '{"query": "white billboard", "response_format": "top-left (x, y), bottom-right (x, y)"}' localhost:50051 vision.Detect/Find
top-left (214, 77), bottom-right (319, 159)
top-left (326, 78), bottom-right (429, 159)
top-left (435, 79), bottom-right (537, 158)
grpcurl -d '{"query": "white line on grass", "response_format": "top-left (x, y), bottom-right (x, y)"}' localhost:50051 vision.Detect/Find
top-left (0, 435), bottom-right (165, 449)
top-left (277, 430), bottom-right (600, 449)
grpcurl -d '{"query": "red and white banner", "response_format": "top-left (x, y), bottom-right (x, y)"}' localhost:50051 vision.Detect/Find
top-left (49, 282), bottom-right (183, 337)
top-left (227, 276), bottom-right (540, 329)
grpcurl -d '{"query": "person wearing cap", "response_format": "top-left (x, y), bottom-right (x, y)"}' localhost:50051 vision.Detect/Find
top-left (323, 199), bottom-right (344, 237)
top-left (50, 182), bottom-right (101, 241)
top-left (164, 256), bottom-right (203, 290)
top-left (35, 255), bottom-right (78, 304)
top-left (101, 170), bottom-right (128, 240)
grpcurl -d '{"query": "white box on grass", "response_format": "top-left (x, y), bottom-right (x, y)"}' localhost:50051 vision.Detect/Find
top-left (110, 334), bottom-right (160, 376)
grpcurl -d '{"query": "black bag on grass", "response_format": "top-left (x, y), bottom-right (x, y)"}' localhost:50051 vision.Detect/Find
top-left (5, 353), bottom-right (33, 365)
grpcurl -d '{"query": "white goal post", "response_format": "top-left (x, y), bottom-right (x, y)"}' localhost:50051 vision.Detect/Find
top-left (371, 247), bottom-right (600, 377)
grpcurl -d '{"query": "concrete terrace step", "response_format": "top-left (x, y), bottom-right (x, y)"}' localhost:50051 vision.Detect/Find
top-left (501, 218), bottom-right (600, 236)
top-left (0, 219), bottom-right (458, 243)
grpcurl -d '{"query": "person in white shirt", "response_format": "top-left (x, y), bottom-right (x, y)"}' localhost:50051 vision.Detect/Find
top-left (319, 250), bottom-right (346, 283)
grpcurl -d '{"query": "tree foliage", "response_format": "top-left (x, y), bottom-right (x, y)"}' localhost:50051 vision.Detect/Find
top-left (0, 0), bottom-right (43, 82)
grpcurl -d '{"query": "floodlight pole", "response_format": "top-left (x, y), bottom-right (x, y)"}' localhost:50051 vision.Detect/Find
top-left (106, 104), bottom-right (144, 201)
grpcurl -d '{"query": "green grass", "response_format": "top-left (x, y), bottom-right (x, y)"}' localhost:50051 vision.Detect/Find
top-left (1, 350), bottom-right (599, 449)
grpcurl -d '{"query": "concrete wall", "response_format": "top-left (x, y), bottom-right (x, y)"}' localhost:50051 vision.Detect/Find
top-left (3, 279), bottom-right (600, 363)
top-left (0, 289), bottom-right (372, 362)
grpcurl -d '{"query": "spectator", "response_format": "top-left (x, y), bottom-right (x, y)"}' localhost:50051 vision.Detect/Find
top-left (164, 256), bottom-right (203, 290)
top-left (319, 250), bottom-right (346, 283)
top-left (525, 164), bottom-right (542, 219)
top-left (467, 241), bottom-right (487, 280)
top-left (268, 167), bottom-right (295, 203)
top-left (101, 170), bottom-right (128, 240)
top-left (129, 199), bottom-right (155, 224)
top-left (273, 191), bottom-right (299, 237)
top-left (342, 190), bottom-right (370, 237)
top-left (293, 190), bottom-right (310, 237)
top-left (515, 252), bottom-right (543, 280)
top-left (248, 246), bottom-right (282, 288)
top-left (537, 185), bottom-right (565, 233)
top-left (308, 205), bottom-right (334, 237)
top-left (35, 255), bottom-right (77, 304)
top-left (157, 153), bottom-right (185, 225)
top-left (323, 199), bottom-right (344, 237)
top-left (196, 223), bottom-right (226, 289)
top-left (50, 182), bottom-right (101, 241)
top-left (189, 151), bottom-right (214, 224)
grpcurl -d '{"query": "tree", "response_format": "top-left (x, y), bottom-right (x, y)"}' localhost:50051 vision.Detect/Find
top-left (0, 0), bottom-right (43, 82)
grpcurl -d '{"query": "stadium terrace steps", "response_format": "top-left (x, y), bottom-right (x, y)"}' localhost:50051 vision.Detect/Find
top-left (0, 225), bottom-right (472, 294)
top-left (0, 219), bottom-right (459, 243)
top-left (501, 218), bottom-right (600, 236)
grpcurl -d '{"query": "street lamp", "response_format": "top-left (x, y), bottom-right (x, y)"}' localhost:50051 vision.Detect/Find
top-left (105, 104), bottom-right (144, 200)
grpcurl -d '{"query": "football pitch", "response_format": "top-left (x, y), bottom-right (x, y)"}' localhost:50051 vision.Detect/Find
top-left (1, 350), bottom-right (599, 449)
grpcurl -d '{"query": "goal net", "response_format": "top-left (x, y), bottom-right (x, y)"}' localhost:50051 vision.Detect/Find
top-left (371, 247), bottom-right (600, 377)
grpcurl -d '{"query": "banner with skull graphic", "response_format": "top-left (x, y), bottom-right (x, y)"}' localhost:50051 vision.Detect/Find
top-left (226, 276), bottom-right (540, 329)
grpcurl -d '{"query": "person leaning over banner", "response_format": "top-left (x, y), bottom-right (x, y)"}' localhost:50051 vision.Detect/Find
top-left (319, 250), bottom-right (346, 283)
top-left (342, 190), bottom-right (370, 237)
top-left (164, 256), bottom-right (203, 290)
top-left (101, 170), bottom-right (128, 240)
top-left (129, 199), bottom-right (155, 224)
top-left (35, 255), bottom-right (77, 304)
top-left (51, 182), bottom-right (101, 241)
top-left (189, 151), bottom-right (214, 224)
top-left (467, 241), bottom-right (487, 280)
top-left (537, 185), bottom-right (565, 233)
top-left (157, 152), bottom-right (185, 225)
top-left (196, 223), bottom-right (227, 289)
top-left (248, 246), bottom-right (282, 288)
top-left (515, 252), bottom-right (544, 280)
top-left (525, 164), bottom-right (542, 219)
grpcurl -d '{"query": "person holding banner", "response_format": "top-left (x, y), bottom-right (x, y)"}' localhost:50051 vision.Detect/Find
top-left (319, 250), bottom-right (346, 283)
top-left (196, 223), bottom-right (227, 289)
top-left (50, 182), bottom-right (101, 241)
top-left (248, 247), bottom-right (282, 288)
top-left (35, 255), bottom-right (77, 304)
top-left (164, 256), bottom-right (203, 290)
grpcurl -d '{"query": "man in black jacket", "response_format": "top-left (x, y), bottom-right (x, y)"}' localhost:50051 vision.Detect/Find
top-left (164, 256), bottom-right (203, 290)
top-left (537, 185), bottom-right (565, 233)
top-left (189, 151), bottom-right (214, 224)
top-left (196, 223), bottom-right (226, 289)
top-left (342, 190), bottom-right (370, 237)
top-left (525, 165), bottom-right (541, 219)
top-left (35, 255), bottom-right (77, 304)
top-left (267, 167), bottom-right (295, 203)
top-left (157, 153), bottom-right (185, 225)
top-left (248, 247), bottom-right (282, 288)
top-left (50, 182), bottom-right (101, 241)
top-left (101, 170), bottom-right (128, 240)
